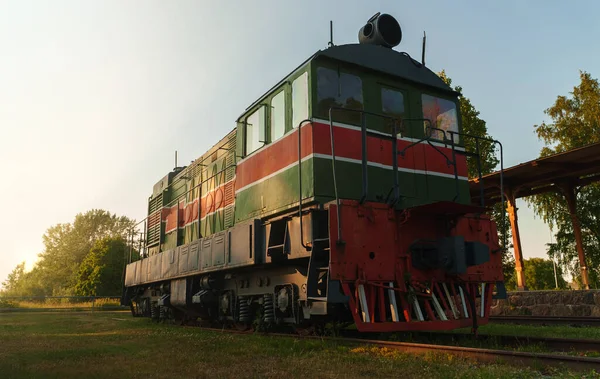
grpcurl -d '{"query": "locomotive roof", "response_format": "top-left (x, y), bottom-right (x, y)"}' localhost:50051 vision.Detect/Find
top-left (316, 44), bottom-right (455, 94)
top-left (243, 43), bottom-right (456, 116)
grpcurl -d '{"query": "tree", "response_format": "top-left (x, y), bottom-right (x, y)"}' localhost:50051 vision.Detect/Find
top-left (17, 267), bottom-right (46, 297)
top-left (439, 71), bottom-right (514, 286)
top-left (1, 262), bottom-right (26, 295)
top-left (518, 258), bottom-right (567, 290)
top-left (1, 209), bottom-right (136, 297)
top-left (35, 209), bottom-right (135, 295)
top-left (74, 237), bottom-right (129, 296)
top-left (438, 71), bottom-right (499, 177)
top-left (1, 263), bottom-right (46, 297)
top-left (528, 71), bottom-right (600, 288)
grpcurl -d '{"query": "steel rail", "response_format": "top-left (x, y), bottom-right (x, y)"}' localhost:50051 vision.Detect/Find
top-left (193, 327), bottom-right (600, 372)
top-left (415, 331), bottom-right (600, 353)
top-left (340, 337), bottom-right (600, 372)
top-left (490, 315), bottom-right (600, 327)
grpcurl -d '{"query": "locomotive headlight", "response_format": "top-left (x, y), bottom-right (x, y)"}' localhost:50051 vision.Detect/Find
top-left (358, 12), bottom-right (402, 48)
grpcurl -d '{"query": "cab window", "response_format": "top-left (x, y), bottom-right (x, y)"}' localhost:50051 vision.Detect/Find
top-left (422, 94), bottom-right (458, 142)
top-left (317, 67), bottom-right (363, 124)
top-left (381, 87), bottom-right (404, 131)
top-left (270, 90), bottom-right (285, 141)
top-left (245, 107), bottom-right (265, 155)
top-left (292, 72), bottom-right (308, 129)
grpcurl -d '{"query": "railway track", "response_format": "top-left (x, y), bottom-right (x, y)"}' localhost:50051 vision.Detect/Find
top-left (490, 315), bottom-right (600, 327)
top-left (200, 327), bottom-right (600, 372)
top-left (339, 337), bottom-right (600, 372)
top-left (416, 331), bottom-right (600, 353)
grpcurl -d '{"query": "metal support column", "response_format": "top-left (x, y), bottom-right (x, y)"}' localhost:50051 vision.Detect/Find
top-left (506, 188), bottom-right (527, 291)
top-left (560, 183), bottom-right (590, 290)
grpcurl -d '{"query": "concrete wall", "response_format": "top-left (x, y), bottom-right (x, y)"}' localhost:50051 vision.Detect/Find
top-left (491, 290), bottom-right (600, 317)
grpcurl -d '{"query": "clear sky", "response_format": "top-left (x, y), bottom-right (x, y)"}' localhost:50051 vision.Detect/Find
top-left (1, 0), bottom-right (599, 285)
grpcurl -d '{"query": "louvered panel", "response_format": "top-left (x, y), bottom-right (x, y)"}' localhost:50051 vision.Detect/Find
top-left (147, 211), bottom-right (161, 226)
top-left (227, 131), bottom-right (237, 150)
top-left (224, 206), bottom-right (234, 228)
top-left (149, 194), bottom-right (163, 213)
top-left (224, 182), bottom-right (234, 204)
top-left (146, 209), bottom-right (162, 246)
top-left (226, 154), bottom-right (235, 181)
top-left (193, 163), bottom-right (203, 178)
top-left (225, 166), bottom-right (235, 181)
top-left (147, 225), bottom-right (161, 246)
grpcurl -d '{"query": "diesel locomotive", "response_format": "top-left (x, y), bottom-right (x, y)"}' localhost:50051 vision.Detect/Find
top-left (122, 13), bottom-right (505, 333)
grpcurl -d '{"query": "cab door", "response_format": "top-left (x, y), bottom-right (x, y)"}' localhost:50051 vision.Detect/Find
top-left (375, 84), bottom-right (417, 204)
top-left (421, 93), bottom-right (461, 202)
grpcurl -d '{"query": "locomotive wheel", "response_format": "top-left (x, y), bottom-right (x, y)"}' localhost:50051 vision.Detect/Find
top-left (129, 303), bottom-right (139, 317)
top-left (293, 325), bottom-right (315, 336)
top-left (293, 319), bottom-right (327, 336)
top-left (173, 309), bottom-right (188, 326)
top-left (314, 322), bottom-right (327, 336)
top-left (233, 322), bottom-right (253, 332)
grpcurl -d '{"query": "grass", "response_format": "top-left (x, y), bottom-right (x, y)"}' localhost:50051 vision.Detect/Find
top-left (0, 313), bottom-right (598, 379)
top-left (0, 298), bottom-right (122, 310)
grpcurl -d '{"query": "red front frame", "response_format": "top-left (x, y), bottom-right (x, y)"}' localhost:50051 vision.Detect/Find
top-left (328, 200), bottom-right (503, 332)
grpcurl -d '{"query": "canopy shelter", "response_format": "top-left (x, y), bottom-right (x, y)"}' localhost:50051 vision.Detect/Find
top-left (470, 142), bottom-right (600, 290)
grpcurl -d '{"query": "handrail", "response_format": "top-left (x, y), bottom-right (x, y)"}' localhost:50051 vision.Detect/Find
top-left (398, 122), bottom-right (447, 160)
top-left (328, 109), bottom-right (343, 244)
top-left (399, 123), bottom-right (459, 190)
top-left (162, 164), bottom-right (234, 209)
top-left (297, 119), bottom-right (314, 251)
top-left (324, 108), bottom-right (506, 251)
top-left (360, 112), bottom-right (368, 204)
top-left (446, 130), bottom-right (506, 250)
top-left (127, 154), bottom-right (237, 261)
top-left (400, 124), bottom-right (504, 234)
top-left (327, 107), bottom-right (405, 244)
top-left (448, 131), bottom-right (460, 202)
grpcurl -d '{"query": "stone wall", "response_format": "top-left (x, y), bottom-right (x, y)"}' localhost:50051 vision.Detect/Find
top-left (491, 290), bottom-right (600, 317)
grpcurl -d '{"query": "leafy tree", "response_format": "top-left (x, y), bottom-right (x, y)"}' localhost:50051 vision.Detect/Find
top-left (438, 71), bottom-right (499, 177)
top-left (74, 237), bottom-right (129, 296)
top-left (1, 263), bottom-right (47, 297)
top-left (1, 262), bottom-right (26, 295)
top-left (35, 209), bottom-right (135, 295)
top-left (439, 72), bottom-right (514, 286)
top-left (503, 258), bottom-right (517, 291)
top-left (528, 71), bottom-right (600, 288)
top-left (1, 209), bottom-right (135, 297)
top-left (519, 258), bottom-right (567, 290)
top-left (534, 71), bottom-right (600, 153)
top-left (17, 267), bottom-right (46, 297)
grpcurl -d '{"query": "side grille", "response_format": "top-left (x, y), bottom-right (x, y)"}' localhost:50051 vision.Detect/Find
top-left (147, 194), bottom-right (163, 246)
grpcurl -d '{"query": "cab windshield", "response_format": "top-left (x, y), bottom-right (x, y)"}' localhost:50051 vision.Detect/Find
top-left (421, 94), bottom-right (459, 142)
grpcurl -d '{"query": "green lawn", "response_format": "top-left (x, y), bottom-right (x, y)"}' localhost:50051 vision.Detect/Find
top-left (0, 312), bottom-right (595, 379)
top-left (0, 297), bottom-right (122, 310)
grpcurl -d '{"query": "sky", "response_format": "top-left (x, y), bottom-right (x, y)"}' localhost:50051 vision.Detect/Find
top-left (1, 0), bottom-right (599, 285)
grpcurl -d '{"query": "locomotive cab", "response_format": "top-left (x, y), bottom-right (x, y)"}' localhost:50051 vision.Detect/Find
top-left (236, 42), bottom-right (469, 214)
